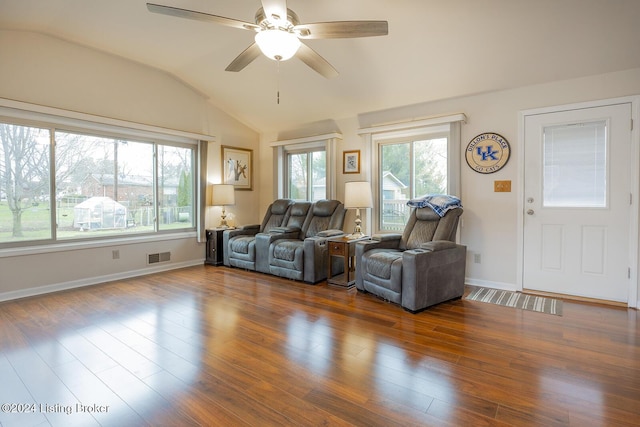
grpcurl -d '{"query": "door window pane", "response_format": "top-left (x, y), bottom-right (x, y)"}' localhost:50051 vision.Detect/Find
top-left (543, 121), bottom-right (607, 208)
top-left (0, 123), bottom-right (52, 243)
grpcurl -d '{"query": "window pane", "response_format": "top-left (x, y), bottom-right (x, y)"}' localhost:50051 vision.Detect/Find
top-left (55, 132), bottom-right (154, 238)
top-left (311, 151), bottom-right (326, 201)
top-left (159, 145), bottom-right (194, 229)
top-left (379, 136), bottom-right (449, 231)
top-left (380, 143), bottom-right (410, 231)
top-left (543, 121), bottom-right (607, 207)
top-left (288, 152), bottom-right (308, 200)
top-left (414, 137), bottom-right (447, 197)
top-left (0, 123), bottom-right (52, 243)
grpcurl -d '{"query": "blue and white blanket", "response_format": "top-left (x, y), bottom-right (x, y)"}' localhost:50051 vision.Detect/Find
top-left (406, 194), bottom-right (462, 217)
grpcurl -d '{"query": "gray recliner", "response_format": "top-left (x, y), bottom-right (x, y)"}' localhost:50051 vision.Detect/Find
top-left (223, 198), bottom-right (294, 271)
top-left (254, 201), bottom-right (313, 274)
top-left (355, 206), bottom-right (466, 313)
top-left (268, 199), bottom-right (346, 283)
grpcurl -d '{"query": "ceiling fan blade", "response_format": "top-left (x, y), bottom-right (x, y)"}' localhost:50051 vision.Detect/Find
top-left (260, 0), bottom-right (288, 22)
top-left (147, 3), bottom-right (260, 31)
top-left (225, 43), bottom-right (262, 72)
top-left (296, 43), bottom-right (339, 79)
top-left (295, 21), bottom-right (388, 39)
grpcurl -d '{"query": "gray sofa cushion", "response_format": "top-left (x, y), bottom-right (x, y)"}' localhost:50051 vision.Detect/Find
top-left (285, 202), bottom-right (312, 239)
top-left (399, 206), bottom-right (462, 250)
top-left (366, 249), bottom-right (402, 279)
top-left (303, 199), bottom-right (343, 238)
top-left (229, 235), bottom-right (253, 255)
top-left (261, 199), bottom-right (294, 232)
top-left (404, 221), bottom-right (439, 250)
top-left (273, 240), bottom-right (300, 262)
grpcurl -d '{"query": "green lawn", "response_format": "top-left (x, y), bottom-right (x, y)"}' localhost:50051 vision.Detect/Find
top-left (0, 202), bottom-right (192, 243)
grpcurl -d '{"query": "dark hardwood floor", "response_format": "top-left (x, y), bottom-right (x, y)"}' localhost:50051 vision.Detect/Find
top-left (0, 265), bottom-right (638, 426)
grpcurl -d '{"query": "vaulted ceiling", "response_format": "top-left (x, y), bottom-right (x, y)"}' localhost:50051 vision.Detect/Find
top-left (2, 0), bottom-right (640, 132)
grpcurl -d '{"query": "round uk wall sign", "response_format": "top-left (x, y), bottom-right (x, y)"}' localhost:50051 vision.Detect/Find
top-left (465, 132), bottom-right (511, 174)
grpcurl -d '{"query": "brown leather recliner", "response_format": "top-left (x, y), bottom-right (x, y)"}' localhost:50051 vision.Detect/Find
top-left (355, 206), bottom-right (465, 312)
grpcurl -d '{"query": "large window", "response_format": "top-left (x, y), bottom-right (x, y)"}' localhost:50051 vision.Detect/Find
top-left (0, 120), bottom-right (197, 248)
top-left (363, 115), bottom-right (464, 233)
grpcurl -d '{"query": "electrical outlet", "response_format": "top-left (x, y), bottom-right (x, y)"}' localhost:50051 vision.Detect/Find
top-left (474, 253), bottom-right (481, 264)
top-left (112, 250), bottom-right (120, 260)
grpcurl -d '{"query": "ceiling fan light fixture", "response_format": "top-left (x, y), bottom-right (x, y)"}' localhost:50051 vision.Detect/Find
top-left (255, 29), bottom-right (301, 61)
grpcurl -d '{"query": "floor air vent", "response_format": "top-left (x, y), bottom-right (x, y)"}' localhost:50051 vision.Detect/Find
top-left (147, 252), bottom-right (171, 264)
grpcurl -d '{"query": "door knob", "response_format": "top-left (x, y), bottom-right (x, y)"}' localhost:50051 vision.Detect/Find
top-left (526, 209), bottom-right (534, 215)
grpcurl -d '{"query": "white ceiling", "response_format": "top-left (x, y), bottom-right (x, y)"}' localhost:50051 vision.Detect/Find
top-left (2, 0), bottom-right (640, 133)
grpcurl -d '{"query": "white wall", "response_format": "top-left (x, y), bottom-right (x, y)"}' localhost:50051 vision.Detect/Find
top-left (2, 29), bottom-right (639, 305)
top-left (0, 30), bottom-right (260, 300)
top-left (259, 68), bottom-right (640, 301)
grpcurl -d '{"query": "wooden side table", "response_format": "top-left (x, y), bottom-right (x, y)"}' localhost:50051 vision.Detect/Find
top-left (327, 236), bottom-right (370, 288)
top-left (205, 228), bottom-right (225, 266)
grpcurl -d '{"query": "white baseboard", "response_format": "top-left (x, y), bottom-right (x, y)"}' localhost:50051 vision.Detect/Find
top-left (465, 277), bottom-right (517, 292)
top-left (0, 259), bottom-right (204, 302)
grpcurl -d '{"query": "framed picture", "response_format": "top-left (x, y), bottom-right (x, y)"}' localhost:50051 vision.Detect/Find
top-left (222, 145), bottom-right (253, 190)
top-left (343, 150), bottom-right (360, 174)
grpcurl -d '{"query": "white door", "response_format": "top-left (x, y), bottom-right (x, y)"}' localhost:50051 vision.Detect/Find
top-left (523, 102), bottom-right (632, 302)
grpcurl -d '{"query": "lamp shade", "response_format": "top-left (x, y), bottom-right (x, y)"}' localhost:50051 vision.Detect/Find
top-left (255, 29), bottom-right (301, 61)
top-left (344, 181), bottom-right (373, 209)
top-left (211, 184), bottom-right (235, 206)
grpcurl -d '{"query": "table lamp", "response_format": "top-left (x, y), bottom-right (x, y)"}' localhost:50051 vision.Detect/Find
top-left (344, 181), bottom-right (373, 239)
top-left (211, 184), bottom-right (235, 228)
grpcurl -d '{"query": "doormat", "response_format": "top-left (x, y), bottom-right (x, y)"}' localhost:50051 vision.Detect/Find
top-left (465, 287), bottom-right (563, 316)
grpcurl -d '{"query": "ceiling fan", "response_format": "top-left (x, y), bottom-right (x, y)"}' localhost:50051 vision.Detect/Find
top-left (146, 0), bottom-right (388, 78)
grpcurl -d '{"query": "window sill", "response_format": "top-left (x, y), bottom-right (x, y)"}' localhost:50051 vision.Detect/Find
top-left (0, 231), bottom-right (198, 259)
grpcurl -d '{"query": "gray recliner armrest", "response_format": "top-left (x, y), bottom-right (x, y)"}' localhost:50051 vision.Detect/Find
top-left (419, 240), bottom-right (458, 252)
top-left (225, 224), bottom-right (260, 238)
top-left (270, 226), bottom-right (301, 234)
top-left (317, 229), bottom-right (344, 237)
top-left (239, 224), bottom-right (260, 231)
top-left (401, 244), bottom-right (467, 312)
top-left (356, 234), bottom-right (401, 255)
top-left (302, 234), bottom-right (340, 283)
top-left (372, 233), bottom-right (402, 242)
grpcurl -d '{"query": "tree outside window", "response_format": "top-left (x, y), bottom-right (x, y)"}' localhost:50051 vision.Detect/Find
top-left (0, 124), bottom-right (52, 241)
top-left (379, 137), bottom-right (447, 230)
